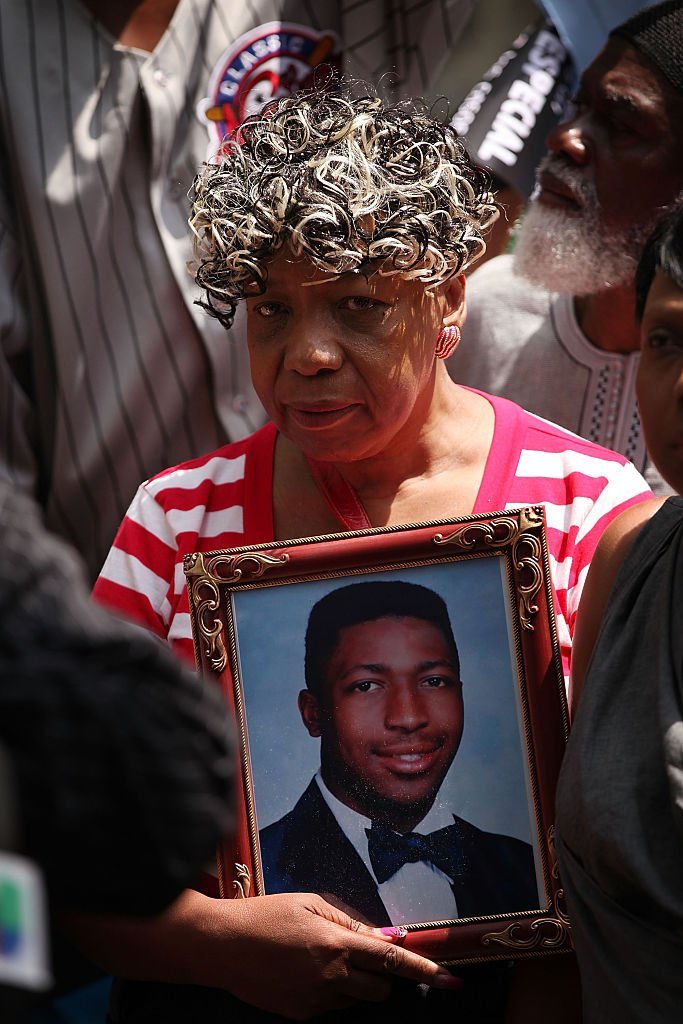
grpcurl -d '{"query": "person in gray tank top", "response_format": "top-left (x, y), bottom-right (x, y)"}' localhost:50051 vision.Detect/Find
top-left (555, 203), bottom-right (683, 1022)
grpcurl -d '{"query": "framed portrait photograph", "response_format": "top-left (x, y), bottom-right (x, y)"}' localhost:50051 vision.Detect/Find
top-left (185, 506), bottom-right (572, 964)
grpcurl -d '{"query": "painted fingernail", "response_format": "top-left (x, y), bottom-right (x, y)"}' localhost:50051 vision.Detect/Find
top-left (380, 925), bottom-right (408, 940)
top-left (433, 972), bottom-right (463, 990)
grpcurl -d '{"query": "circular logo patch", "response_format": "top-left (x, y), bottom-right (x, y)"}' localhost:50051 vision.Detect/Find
top-left (197, 21), bottom-right (342, 158)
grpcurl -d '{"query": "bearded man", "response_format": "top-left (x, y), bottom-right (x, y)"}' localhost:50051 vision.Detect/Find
top-left (450, 0), bottom-right (683, 494)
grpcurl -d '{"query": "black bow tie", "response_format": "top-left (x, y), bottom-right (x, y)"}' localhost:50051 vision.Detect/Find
top-left (366, 821), bottom-right (466, 884)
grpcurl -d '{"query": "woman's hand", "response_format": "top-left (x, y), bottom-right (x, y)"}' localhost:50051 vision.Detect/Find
top-left (209, 891), bottom-right (460, 1018)
top-left (66, 889), bottom-right (460, 1020)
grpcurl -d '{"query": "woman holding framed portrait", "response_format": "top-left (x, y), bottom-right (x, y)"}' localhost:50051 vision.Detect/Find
top-left (89, 84), bottom-right (650, 1022)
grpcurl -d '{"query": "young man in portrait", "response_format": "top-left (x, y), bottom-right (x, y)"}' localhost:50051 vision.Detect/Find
top-left (259, 580), bottom-right (539, 926)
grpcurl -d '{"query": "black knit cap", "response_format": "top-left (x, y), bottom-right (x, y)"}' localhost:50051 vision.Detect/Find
top-left (610, 1), bottom-right (683, 93)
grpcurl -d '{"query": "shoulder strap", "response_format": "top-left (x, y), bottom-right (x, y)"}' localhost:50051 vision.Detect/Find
top-left (305, 456), bottom-right (372, 531)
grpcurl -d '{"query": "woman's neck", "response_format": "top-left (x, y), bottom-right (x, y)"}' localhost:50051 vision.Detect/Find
top-left (276, 377), bottom-right (495, 533)
top-left (333, 378), bottom-right (491, 500)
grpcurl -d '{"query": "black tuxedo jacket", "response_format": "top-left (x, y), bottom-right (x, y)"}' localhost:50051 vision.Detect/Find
top-left (259, 779), bottom-right (539, 926)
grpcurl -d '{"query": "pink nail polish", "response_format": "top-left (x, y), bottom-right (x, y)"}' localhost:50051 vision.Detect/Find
top-left (433, 972), bottom-right (463, 990)
top-left (380, 925), bottom-right (408, 939)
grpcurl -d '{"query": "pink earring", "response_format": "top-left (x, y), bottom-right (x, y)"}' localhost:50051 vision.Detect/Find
top-left (435, 324), bottom-right (460, 359)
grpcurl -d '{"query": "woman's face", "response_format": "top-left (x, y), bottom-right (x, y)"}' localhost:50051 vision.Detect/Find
top-left (245, 252), bottom-right (462, 463)
top-left (637, 269), bottom-right (683, 495)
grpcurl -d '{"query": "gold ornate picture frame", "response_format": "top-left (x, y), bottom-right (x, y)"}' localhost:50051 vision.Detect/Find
top-left (185, 506), bottom-right (572, 964)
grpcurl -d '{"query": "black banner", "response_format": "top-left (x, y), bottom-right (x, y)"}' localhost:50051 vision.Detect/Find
top-left (451, 19), bottom-right (576, 197)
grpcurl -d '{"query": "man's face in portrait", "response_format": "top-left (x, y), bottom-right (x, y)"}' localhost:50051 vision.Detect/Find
top-left (299, 615), bottom-right (464, 832)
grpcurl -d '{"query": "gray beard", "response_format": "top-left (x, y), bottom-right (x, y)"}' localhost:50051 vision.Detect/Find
top-left (512, 159), bottom-right (664, 296)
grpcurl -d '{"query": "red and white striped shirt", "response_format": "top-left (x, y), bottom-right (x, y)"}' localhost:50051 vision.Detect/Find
top-left (94, 395), bottom-right (651, 680)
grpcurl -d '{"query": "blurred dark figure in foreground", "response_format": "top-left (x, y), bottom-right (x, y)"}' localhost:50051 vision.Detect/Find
top-left (0, 481), bottom-right (233, 1022)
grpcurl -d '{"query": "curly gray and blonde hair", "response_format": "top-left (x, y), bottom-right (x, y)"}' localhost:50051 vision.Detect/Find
top-left (190, 85), bottom-right (498, 329)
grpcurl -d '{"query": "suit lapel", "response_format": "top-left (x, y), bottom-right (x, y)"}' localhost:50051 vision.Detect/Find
top-left (447, 815), bottom-right (539, 918)
top-left (272, 780), bottom-right (391, 926)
